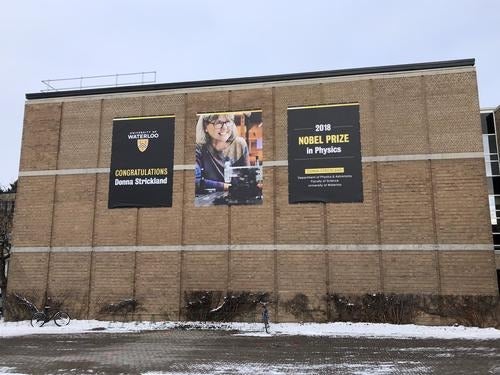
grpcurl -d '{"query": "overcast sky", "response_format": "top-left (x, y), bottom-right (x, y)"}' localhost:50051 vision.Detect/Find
top-left (1, 0), bottom-right (499, 187)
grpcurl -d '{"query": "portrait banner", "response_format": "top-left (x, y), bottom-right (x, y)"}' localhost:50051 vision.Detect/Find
top-left (287, 103), bottom-right (363, 203)
top-left (108, 116), bottom-right (175, 208)
top-left (195, 110), bottom-right (263, 207)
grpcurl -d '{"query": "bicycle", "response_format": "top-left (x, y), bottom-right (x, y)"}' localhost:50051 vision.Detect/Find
top-left (31, 307), bottom-right (71, 327)
top-left (261, 303), bottom-right (270, 334)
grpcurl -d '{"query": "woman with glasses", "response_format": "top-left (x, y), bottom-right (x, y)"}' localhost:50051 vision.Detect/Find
top-left (195, 113), bottom-right (250, 194)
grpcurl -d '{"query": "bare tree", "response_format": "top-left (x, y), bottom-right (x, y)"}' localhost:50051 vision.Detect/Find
top-left (0, 214), bottom-right (12, 293)
top-left (0, 180), bottom-right (15, 294)
top-left (2, 181), bottom-right (16, 194)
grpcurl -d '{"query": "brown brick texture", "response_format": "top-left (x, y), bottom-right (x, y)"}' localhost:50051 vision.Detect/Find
top-left (182, 171), bottom-right (229, 245)
top-left (382, 251), bottom-right (439, 294)
top-left (88, 252), bottom-right (135, 317)
top-left (137, 171), bottom-right (184, 245)
top-left (439, 251), bottom-right (497, 295)
top-left (373, 76), bottom-right (429, 155)
top-left (275, 168), bottom-right (325, 244)
top-left (58, 100), bottom-right (101, 169)
top-left (277, 251), bottom-right (327, 321)
top-left (425, 72), bottom-right (482, 153)
top-left (330, 251), bottom-right (382, 293)
top-left (19, 103), bottom-right (62, 171)
top-left (6, 253), bottom-right (49, 308)
top-left (135, 252), bottom-right (181, 320)
top-left (52, 175), bottom-right (96, 246)
top-left (12, 176), bottom-right (55, 246)
top-left (327, 163), bottom-right (378, 244)
top-left (93, 174), bottom-right (137, 246)
top-left (9, 68), bottom-right (499, 322)
top-left (47, 252), bottom-right (91, 317)
top-left (229, 251), bottom-right (274, 292)
top-left (378, 161), bottom-right (435, 244)
top-left (181, 251), bottom-right (228, 292)
top-left (432, 159), bottom-right (491, 244)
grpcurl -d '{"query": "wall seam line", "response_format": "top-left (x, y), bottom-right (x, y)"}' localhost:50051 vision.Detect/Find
top-left (45, 101), bottom-right (64, 304)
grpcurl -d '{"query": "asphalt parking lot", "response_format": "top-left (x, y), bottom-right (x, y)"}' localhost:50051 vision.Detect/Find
top-left (0, 329), bottom-right (499, 374)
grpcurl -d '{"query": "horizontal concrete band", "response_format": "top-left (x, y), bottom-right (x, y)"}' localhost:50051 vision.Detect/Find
top-left (18, 152), bottom-right (484, 177)
top-left (12, 244), bottom-right (494, 253)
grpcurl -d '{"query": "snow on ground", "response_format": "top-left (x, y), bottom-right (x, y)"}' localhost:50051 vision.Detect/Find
top-left (1, 318), bottom-right (499, 340)
top-left (0, 363), bottom-right (427, 375)
top-left (0, 367), bottom-right (28, 375)
top-left (141, 361), bottom-right (426, 375)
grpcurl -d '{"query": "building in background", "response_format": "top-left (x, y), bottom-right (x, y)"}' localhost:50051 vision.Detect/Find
top-left (481, 106), bottom-right (500, 289)
top-left (6, 59), bottom-right (499, 323)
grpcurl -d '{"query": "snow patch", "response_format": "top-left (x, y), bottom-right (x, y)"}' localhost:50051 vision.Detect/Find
top-left (0, 367), bottom-right (27, 375)
top-left (1, 318), bottom-right (499, 340)
top-left (141, 361), bottom-right (431, 375)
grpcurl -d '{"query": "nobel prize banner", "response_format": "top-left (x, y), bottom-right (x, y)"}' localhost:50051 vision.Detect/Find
top-left (287, 103), bottom-right (362, 203)
top-left (108, 116), bottom-right (175, 208)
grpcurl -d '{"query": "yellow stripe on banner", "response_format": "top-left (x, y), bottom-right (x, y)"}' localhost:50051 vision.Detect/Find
top-left (197, 109), bottom-right (262, 116)
top-left (114, 115), bottom-right (175, 121)
top-left (305, 167), bottom-right (344, 174)
top-left (288, 103), bottom-right (358, 111)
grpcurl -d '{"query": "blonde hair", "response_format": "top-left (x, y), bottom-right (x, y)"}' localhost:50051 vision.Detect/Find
top-left (195, 114), bottom-right (238, 144)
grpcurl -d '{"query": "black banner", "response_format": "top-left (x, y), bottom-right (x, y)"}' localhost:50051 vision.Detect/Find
top-left (108, 116), bottom-right (175, 208)
top-left (287, 104), bottom-right (362, 203)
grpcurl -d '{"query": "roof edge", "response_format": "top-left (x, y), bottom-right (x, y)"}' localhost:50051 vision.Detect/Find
top-left (26, 58), bottom-right (475, 100)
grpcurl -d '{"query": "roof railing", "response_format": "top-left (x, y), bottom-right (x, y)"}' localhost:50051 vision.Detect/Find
top-left (41, 71), bottom-right (156, 92)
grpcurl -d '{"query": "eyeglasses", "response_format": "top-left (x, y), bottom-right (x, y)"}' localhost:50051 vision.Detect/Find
top-left (209, 121), bottom-right (233, 129)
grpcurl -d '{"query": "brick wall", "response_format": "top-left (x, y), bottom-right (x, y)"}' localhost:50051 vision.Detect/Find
top-left (277, 251), bottom-right (328, 321)
top-left (135, 252), bottom-right (181, 320)
top-left (19, 103), bottom-right (62, 171)
top-left (58, 100), bottom-right (101, 169)
top-left (52, 175), bottom-right (96, 246)
top-left (330, 251), bottom-right (381, 293)
top-left (47, 252), bottom-right (91, 317)
top-left (12, 176), bottom-right (55, 246)
top-left (7, 252), bottom-right (49, 307)
top-left (7, 67), bottom-right (498, 322)
top-left (88, 252), bottom-right (135, 317)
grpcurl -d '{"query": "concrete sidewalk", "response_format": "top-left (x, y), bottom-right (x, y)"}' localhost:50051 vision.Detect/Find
top-left (0, 329), bottom-right (499, 374)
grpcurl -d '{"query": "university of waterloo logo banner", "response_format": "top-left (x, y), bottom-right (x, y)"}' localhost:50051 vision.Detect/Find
top-left (108, 116), bottom-right (175, 208)
top-left (137, 138), bottom-right (149, 152)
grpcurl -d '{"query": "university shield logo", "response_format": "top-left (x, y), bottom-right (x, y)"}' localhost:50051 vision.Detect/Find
top-left (137, 138), bottom-right (149, 152)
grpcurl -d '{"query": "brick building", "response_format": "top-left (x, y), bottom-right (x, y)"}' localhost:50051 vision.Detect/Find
top-left (7, 59), bottom-right (499, 322)
top-left (481, 106), bottom-right (500, 280)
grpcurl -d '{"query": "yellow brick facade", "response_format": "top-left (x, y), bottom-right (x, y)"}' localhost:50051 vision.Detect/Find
top-left (7, 64), bottom-right (498, 322)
